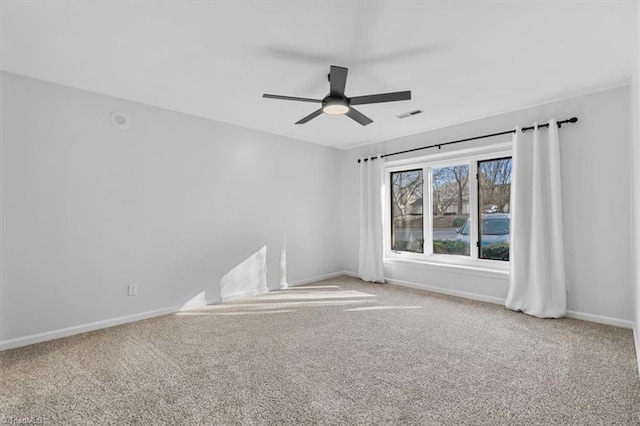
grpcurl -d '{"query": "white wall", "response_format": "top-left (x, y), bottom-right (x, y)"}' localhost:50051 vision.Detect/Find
top-left (342, 86), bottom-right (633, 324)
top-left (0, 72), bottom-right (344, 346)
top-left (2, 71), bottom-right (636, 349)
top-left (632, 5), bottom-right (640, 367)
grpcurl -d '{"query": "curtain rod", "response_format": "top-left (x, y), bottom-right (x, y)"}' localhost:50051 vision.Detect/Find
top-left (357, 117), bottom-right (578, 163)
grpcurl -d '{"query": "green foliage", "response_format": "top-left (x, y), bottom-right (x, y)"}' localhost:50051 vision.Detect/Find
top-left (481, 243), bottom-right (510, 260)
top-left (410, 240), bottom-right (424, 252)
top-left (433, 240), bottom-right (469, 256)
top-left (452, 217), bottom-right (467, 228)
top-left (395, 238), bottom-right (509, 260)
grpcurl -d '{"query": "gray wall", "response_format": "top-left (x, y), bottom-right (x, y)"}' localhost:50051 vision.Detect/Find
top-left (632, 6), bottom-right (640, 366)
top-left (1, 72), bottom-right (344, 343)
top-left (341, 86), bottom-right (633, 323)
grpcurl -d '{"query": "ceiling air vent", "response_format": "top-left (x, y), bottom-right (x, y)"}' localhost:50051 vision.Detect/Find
top-left (397, 109), bottom-right (423, 119)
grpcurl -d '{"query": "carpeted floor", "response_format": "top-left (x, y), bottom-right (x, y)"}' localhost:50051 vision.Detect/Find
top-left (1, 275), bottom-right (639, 425)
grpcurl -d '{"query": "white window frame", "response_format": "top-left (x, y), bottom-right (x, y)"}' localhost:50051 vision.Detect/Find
top-left (384, 140), bottom-right (513, 275)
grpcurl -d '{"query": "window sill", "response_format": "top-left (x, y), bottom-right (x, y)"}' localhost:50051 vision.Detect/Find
top-left (384, 255), bottom-right (510, 279)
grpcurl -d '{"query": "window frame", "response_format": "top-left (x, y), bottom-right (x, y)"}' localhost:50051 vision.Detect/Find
top-left (477, 156), bottom-right (513, 261)
top-left (384, 141), bottom-right (512, 274)
top-left (390, 168), bottom-right (425, 254)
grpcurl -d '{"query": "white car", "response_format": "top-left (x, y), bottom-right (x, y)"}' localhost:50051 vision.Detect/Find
top-left (455, 214), bottom-right (510, 247)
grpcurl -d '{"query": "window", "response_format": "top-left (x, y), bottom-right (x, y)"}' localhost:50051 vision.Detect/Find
top-left (385, 145), bottom-right (512, 267)
top-left (478, 158), bottom-right (512, 260)
top-left (391, 169), bottom-right (423, 253)
top-left (432, 164), bottom-right (470, 256)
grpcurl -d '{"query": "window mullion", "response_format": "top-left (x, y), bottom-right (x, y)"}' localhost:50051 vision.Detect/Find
top-left (469, 161), bottom-right (479, 259)
top-left (424, 166), bottom-right (433, 256)
top-left (384, 170), bottom-right (391, 256)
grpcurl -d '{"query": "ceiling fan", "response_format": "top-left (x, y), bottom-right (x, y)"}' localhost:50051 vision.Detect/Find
top-left (263, 65), bottom-right (411, 126)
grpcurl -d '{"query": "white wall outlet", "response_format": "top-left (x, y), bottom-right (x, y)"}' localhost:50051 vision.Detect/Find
top-left (128, 284), bottom-right (138, 296)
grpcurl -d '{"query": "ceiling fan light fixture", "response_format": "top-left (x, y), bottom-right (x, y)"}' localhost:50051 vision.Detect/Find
top-left (322, 100), bottom-right (349, 115)
top-left (263, 65), bottom-right (411, 125)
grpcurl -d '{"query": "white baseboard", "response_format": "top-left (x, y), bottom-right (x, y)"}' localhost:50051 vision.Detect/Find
top-left (3, 270), bottom-right (634, 353)
top-left (379, 276), bottom-right (634, 329)
top-left (633, 323), bottom-right (640, 379)
top-left (565, 310), bottom-right (633, 329)
top-left (0, 306), bottom-right (178, 351)
top-left (0, 271), bottom-right (349, 351)
top-left (387, 277), bottom-right (507, 305)
top-left (221, 287), bottom-right (268, 303)
top-left (288, 271), bottom-right (349, 287)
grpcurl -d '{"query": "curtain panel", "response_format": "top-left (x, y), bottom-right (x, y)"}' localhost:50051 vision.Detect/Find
top-left (506, 120), bottom-right (566, 318)
top-left (358, 155), bottom-right (386, 283)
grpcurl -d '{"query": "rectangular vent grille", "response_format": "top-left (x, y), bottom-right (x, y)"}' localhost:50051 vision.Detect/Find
top-left (397, 109), bottom-right (423, 119)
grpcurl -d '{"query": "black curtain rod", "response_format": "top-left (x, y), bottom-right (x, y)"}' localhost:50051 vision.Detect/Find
top-left (357, 117), bottom-right (578, 163)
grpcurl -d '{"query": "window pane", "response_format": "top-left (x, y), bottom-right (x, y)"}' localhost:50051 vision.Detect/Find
top-left (432, 165), bottom-right (470, 256)
top-left (478, 158), bottom-right (512, 261)
top-left (391, 169), bottom-right (423, 253)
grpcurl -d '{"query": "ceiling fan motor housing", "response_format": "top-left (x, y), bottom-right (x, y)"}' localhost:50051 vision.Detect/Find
top-left (322, 97), bottom-right (349, 115)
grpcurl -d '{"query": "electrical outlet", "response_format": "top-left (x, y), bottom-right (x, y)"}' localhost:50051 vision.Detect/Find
top-left (128, 284), bottom-right (138, 296)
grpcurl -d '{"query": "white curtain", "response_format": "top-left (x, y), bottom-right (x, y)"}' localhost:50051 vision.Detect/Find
top-left (506, 120), bottom-right (566, 318)
top-left (358, 155), bottom-right (385, 283)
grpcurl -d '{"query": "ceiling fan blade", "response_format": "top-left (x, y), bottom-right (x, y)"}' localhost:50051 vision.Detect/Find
top-left (345, 107), bottom-right (373, 126)
top-left (263, 94), bottom-right (322, 103)
top-left (349, 90), bottom-right (412, 105)
top-left (295, 108), bottom-right (324, 125)
top-left (329, 66), bottom-right (348, 98)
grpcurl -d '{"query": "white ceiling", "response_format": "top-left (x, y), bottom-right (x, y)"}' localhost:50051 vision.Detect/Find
top-left (1, 1), bottom-right (636, 149)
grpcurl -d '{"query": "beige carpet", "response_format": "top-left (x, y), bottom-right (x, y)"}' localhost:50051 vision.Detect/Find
top-left (1, 276), bottom-right (639, 425)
